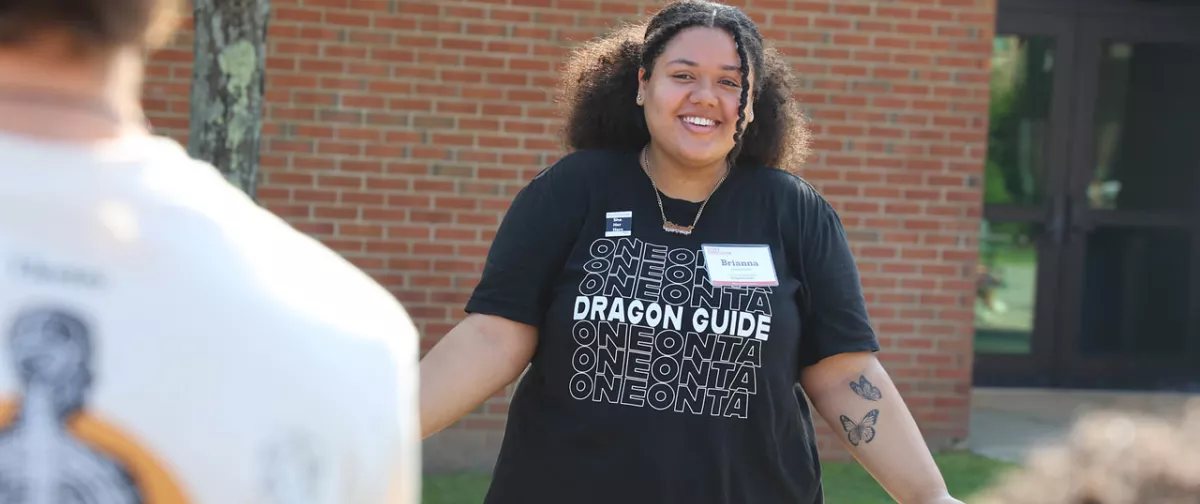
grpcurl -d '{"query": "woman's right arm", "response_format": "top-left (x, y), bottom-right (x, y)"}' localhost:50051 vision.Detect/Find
top-left (418, 313), bottom-right (537, 438)
top-left (415, 153), bottom-right (592, 438)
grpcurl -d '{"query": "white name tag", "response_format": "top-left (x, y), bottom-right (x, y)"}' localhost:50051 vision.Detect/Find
top-left (701, 244), bottom-right (779, 287)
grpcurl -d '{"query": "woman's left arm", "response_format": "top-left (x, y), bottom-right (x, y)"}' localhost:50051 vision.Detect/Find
top-left (788, 181), bottom-right (963, 503)
top-left (801, 351), bottom-right (964, 504)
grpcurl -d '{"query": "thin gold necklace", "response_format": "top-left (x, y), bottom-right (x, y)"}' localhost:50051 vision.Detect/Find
top-left (640, 146), bottom-right (728, 236)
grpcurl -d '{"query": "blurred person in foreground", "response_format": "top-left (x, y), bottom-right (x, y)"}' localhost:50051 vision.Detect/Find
top-left (975, 404), bottom-right (1200, 504)
top-left (418, 1), bottom-right (962, 503)
top-left (0, 0), bottom-right (420, 502)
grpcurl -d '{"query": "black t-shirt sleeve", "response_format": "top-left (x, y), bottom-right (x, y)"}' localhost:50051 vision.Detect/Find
top-left (464, 157), bottom-right (589, 328)
top-left (794, 182), bottom-right (881, 368)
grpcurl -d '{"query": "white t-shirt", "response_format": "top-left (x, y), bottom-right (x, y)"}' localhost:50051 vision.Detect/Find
top-left (0, 132), bottom-right (420, 503)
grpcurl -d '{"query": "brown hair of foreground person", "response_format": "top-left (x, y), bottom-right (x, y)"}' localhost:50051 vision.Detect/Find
top-left (974, 404), bottom-right (1200, 504)
top-left (0, 0), bottom-right (182, 55)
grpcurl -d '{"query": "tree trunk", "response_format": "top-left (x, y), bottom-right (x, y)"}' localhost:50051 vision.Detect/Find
top-left (188, 0), bottom-right (271, 199)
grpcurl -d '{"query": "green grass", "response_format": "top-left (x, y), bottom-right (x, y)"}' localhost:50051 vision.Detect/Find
top-left (821, 451), bottom-right (1018, 503)
top-left (980, 246), bottom-right (1037, 267)
top-left (422, 472), bottom-right (493, 504)
top-left (423, 451), bottom-right (1018, 504)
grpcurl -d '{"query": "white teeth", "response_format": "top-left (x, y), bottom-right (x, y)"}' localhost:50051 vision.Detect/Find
top-left (682, 116), bottom-right (716, 127)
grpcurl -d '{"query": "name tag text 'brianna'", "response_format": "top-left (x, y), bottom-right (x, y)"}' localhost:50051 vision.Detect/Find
top-left (702, 244), bottom-right (778, 287)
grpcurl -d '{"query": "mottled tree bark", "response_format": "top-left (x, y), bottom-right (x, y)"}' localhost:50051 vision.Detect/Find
top-left (188, 0), bottom-right (271, 199)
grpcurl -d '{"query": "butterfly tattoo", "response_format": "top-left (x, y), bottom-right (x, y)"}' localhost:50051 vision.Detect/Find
top-left (850, 375), bottom-right (882, 401)
top-left (839, 409), bottom-right (879, 446)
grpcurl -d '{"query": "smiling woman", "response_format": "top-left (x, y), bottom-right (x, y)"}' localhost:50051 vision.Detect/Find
top-left (417, 2), bottom-right (963, 504)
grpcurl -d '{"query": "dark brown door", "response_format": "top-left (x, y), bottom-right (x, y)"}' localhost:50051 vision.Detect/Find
top-left (975, 0), bottom-right (1200, 389)
top-left (972, 8), bottom-right (1075, 387)
top-left (1055, 13), bottom-right (1200, 389)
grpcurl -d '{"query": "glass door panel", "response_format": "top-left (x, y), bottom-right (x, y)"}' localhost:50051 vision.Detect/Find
top-left (1086, 41), bottom-right (1200, 215)
top-left (975, 220), bottom-right (1043, 355)
top-left (984, 36), bottom-right (1057, 207)
top-left (974, 11), bottom-right (1076, 387)
top-left (975, 35), bottom-right (1060, 360)
top-left (1079, 226), bottom-right (1191, 358)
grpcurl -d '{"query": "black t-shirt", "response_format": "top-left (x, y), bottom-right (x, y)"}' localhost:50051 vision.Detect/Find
top-left (465, 148), bottom-right (880, 504)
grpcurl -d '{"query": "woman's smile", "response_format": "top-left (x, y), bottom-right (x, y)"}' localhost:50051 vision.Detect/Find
top-left (680, 115), bottom-right (721, 134)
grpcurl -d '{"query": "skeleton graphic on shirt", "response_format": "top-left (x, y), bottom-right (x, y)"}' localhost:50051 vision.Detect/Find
top-left (0, 308), bottom-right (141, 503)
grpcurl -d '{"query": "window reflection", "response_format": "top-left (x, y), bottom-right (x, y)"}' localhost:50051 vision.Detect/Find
top-left (985, 36), bottom-right (1056, 206)
top-left (1088, 41), bottom-right (1200, 212)
top-left (974, 220), bottom-right (1039, 355)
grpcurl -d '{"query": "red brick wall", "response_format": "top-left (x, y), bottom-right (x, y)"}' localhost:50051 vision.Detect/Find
top-left (143, 0), bottom-right (995, 471)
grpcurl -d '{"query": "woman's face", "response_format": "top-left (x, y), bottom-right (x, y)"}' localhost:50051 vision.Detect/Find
top-left (639, 26), bottom-right (755, 169)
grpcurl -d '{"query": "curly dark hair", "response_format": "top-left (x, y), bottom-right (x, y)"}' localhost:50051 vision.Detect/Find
top-left (557, 0), bottom-right (810, 171)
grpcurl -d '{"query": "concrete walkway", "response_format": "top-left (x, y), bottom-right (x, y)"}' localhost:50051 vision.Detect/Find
top-left (966, 387), bottom-right (1200, 464)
